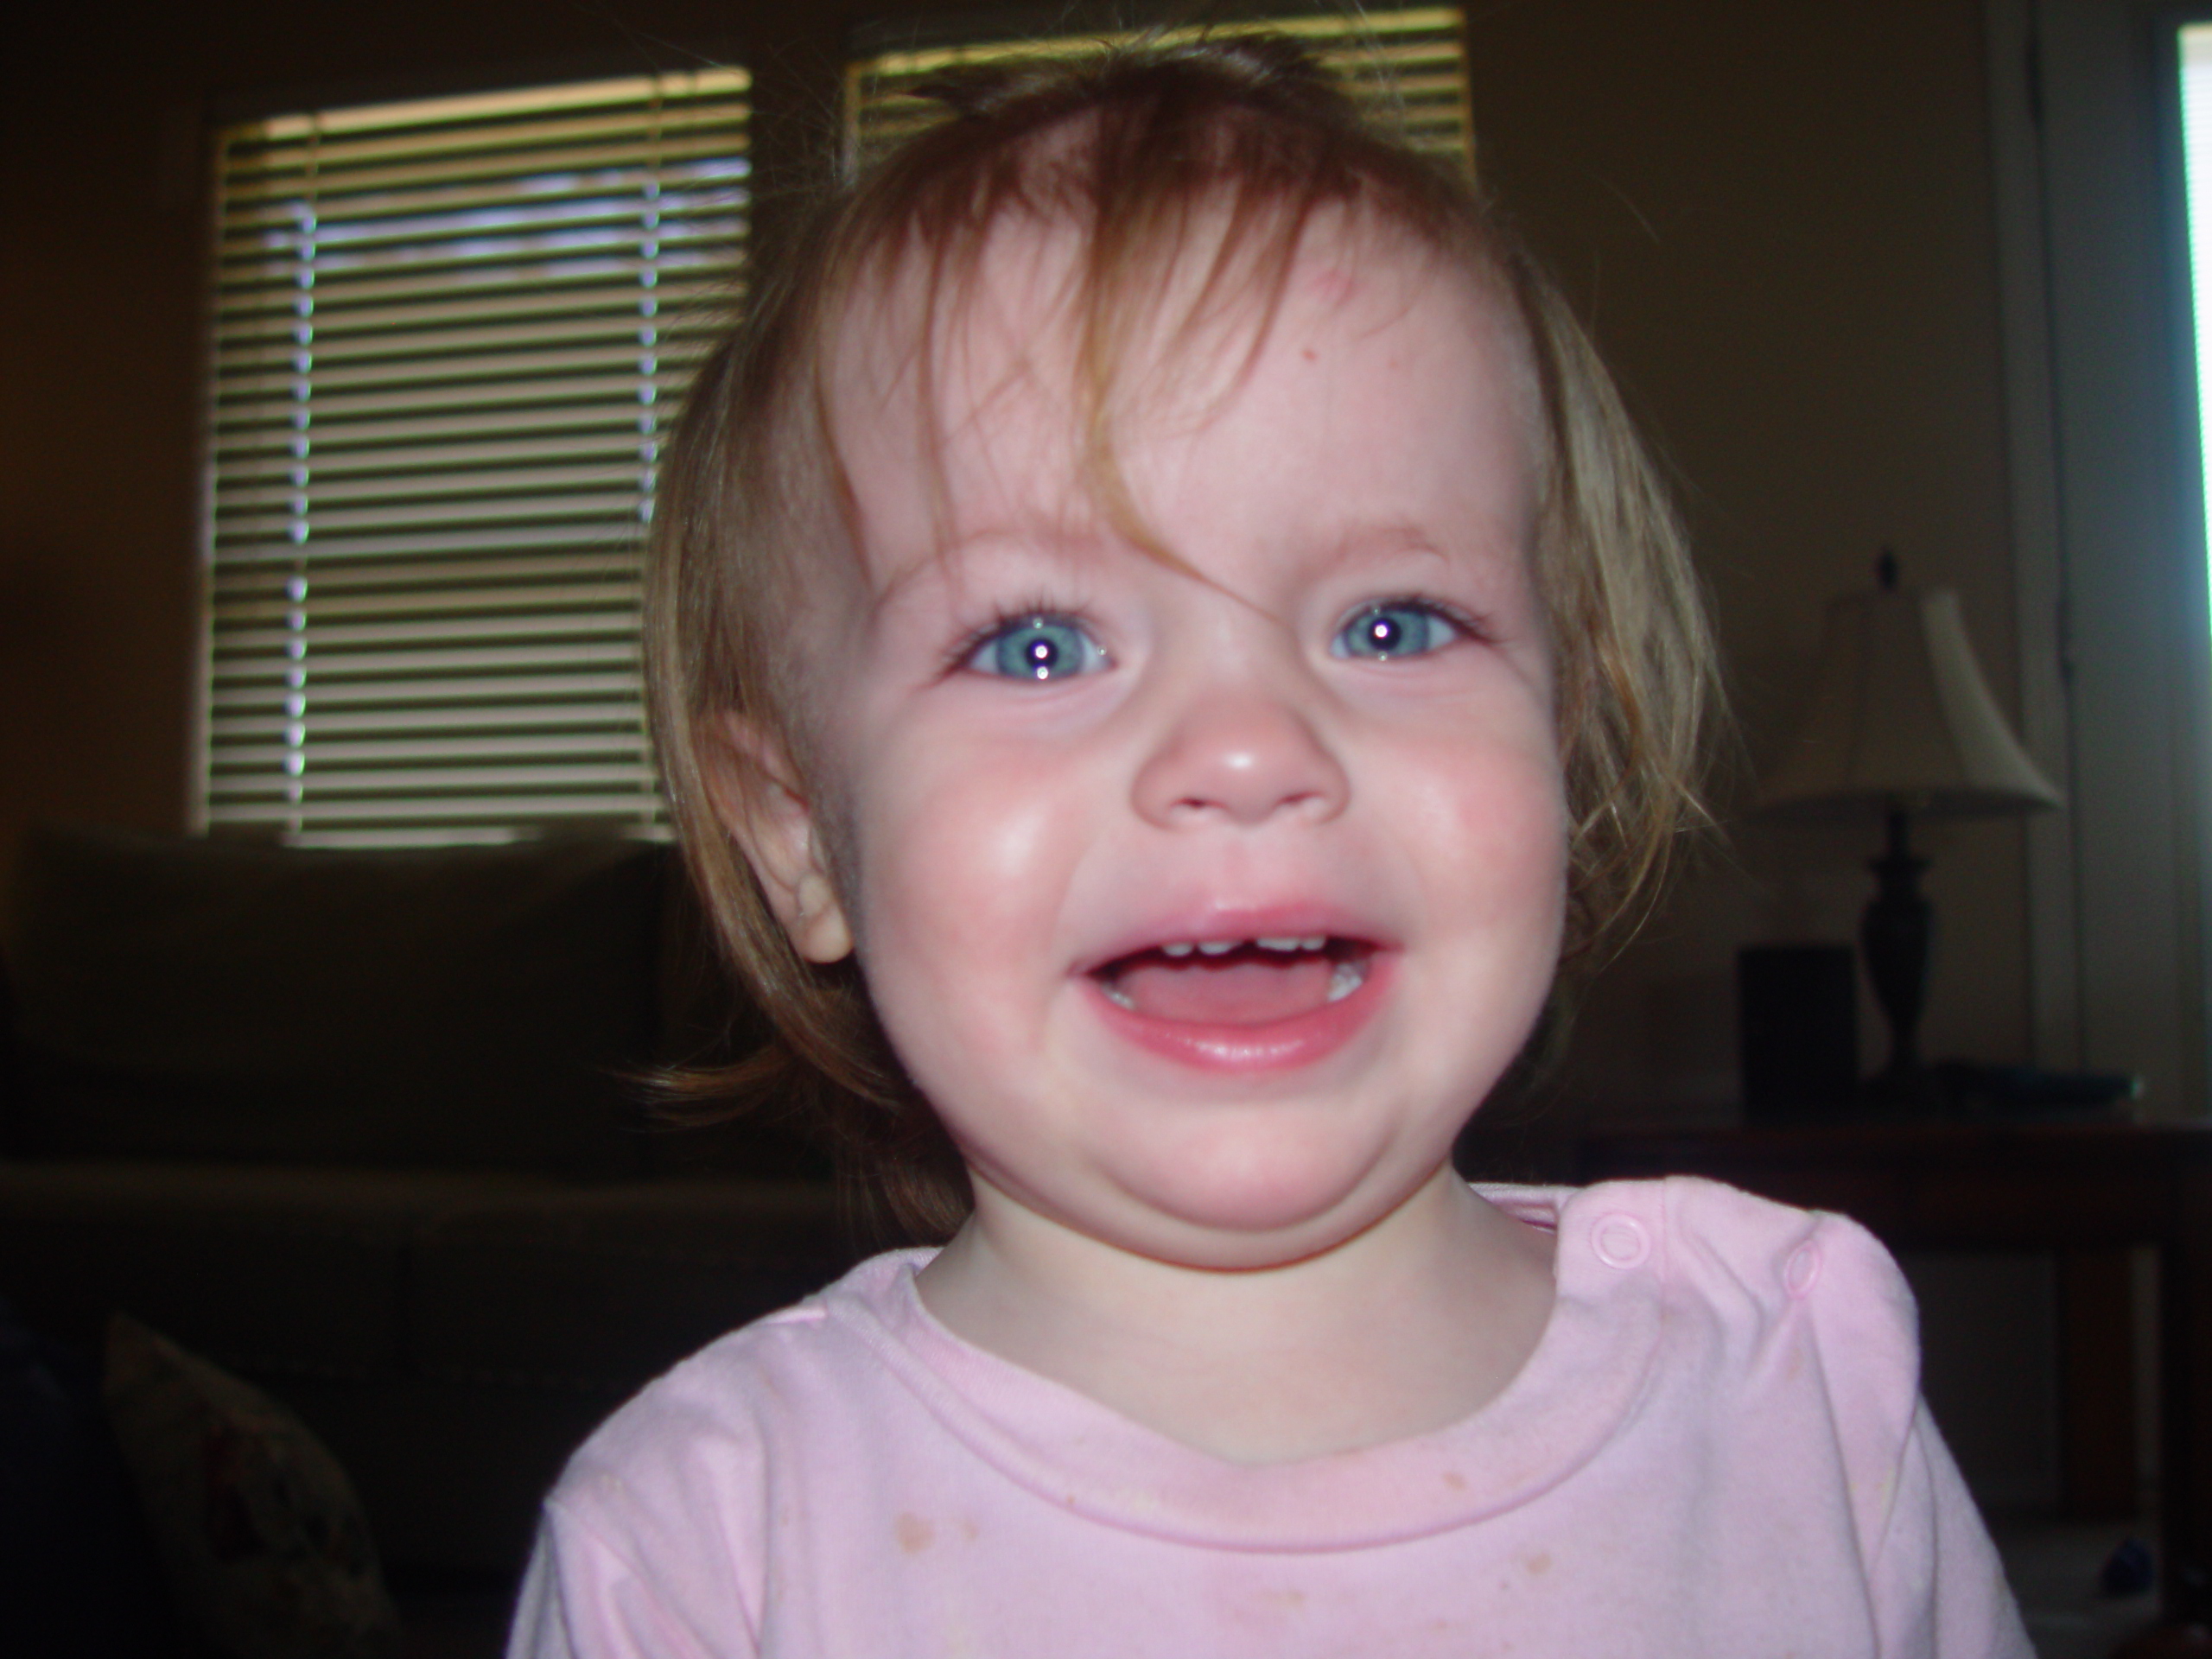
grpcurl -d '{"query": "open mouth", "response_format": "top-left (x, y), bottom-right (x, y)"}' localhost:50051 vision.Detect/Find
top-left (1091, 936), bottom-right (1373, 1027)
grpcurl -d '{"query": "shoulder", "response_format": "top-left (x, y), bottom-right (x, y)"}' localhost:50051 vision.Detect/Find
top-left (1496, 1179), bottom-right (1923, 1474)
top-left (1567, 1178), bottom-right (1927, 1547)
top-left (1560, 1174), bottom-right (1915, 1333)
top-left (518, 1250), bottom-right (938, 1654)
top-left (1486, 1175), bottom-right (1912, 1327)
top-left (544, 1249), bottom-right (934, 1539)
top-left (1484, 1175), bottom-right (1922, 1448)
top-left (1483, 1179), bottom-right (2027, 1653)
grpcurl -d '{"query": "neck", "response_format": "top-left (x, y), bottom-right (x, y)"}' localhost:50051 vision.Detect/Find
top-left (913, 1166), bottom-right (1556, 1464)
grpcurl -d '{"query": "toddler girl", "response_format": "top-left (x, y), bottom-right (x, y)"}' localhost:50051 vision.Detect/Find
top-left (511, 39), bottom-right (2029, 1657)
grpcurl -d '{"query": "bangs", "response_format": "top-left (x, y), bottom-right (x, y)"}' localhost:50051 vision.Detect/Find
top-left (803, 45), bottom-right (1482, 570)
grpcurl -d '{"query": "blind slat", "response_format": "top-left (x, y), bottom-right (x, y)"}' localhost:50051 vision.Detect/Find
top-left (212, 402), bottom-right (673, 457)
top-left (218, 315), bottom-right (712, 368)
top-left (216, 464), bottom-right (652, 510)
top-left (213, 366), bottom-right (700, 426)
top-left (215, 276), bottom-right (733, 340)
top-left (215, 730), bottom-right (651, 765)
top-left (217, 610), bottom-right (640, 653)
top-left (213, 521), bottom-right (651, 566)
top-left (213, 702), bottom-right (648, 737)
top-left (212, 551), bottom-right (640, 594)
top-left (216, 341), bottom-right (709, 398)
top-left (209, 792), bottom-right (665, 826)
top-left (222, 139), bottom-right (749, 216)
top-left (218, 435), bottom-right (663, 481)
top-left (211, 671), bottom-right (646, 710)
top-left (207, 765), bottom-right (654, 796)
top-left (218, 488), bottom-right (648, 537)
top-left (217, 257), bottom-right (745, 318)
top-left (213, 585), bottom-right (641, 625)
top-left (217, 219), bottom-right (746, 281)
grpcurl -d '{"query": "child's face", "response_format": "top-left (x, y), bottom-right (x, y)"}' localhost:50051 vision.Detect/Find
top-left (751, 217), bottom-right (1565, 1270)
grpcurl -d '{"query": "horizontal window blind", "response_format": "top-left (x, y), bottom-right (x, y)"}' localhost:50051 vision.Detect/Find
top-left (845, 7), bottom-right (1471, 175)
top-left (203, 69), bottom-right (749, 847)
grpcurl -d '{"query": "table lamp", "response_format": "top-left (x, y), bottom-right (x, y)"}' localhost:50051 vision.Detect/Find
top-left (1759, 553), bottom-right (2063, 1107)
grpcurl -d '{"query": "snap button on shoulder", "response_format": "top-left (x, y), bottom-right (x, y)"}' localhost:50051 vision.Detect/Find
top-left (1784, 1242), bottom-right (1822, 1297)
top-left (1590, 1213), bottom-right (1650, 1269)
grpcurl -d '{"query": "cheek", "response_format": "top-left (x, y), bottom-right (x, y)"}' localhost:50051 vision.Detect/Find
top-left (1474, 753), bottom-right (1570, 911)
top-left (842, 738), bottom-right (1090, 1009)
top-left (1396, 717), bottom-right (1570, 913)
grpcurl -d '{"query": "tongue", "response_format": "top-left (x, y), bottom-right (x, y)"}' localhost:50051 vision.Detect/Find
top-left (1109, 953), bottom-right (1338, 1025)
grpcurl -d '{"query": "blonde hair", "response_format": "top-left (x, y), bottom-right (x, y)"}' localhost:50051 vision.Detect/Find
top-left (648, 38), bottom-right (1717, 1244)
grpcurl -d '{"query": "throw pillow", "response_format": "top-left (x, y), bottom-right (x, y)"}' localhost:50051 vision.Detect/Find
top-left (102, 1313), bottom-right (401, 1659)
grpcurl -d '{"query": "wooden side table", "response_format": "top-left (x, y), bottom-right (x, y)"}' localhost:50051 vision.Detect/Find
top-left (1577, 1121), bottom-right (2212, 1623)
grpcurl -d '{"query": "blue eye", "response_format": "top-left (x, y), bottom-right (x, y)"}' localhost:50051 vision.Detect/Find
top-left (1333, 602), bottom-right (1456, 661)
top-left (969, 614), bottom-right (1107, 681)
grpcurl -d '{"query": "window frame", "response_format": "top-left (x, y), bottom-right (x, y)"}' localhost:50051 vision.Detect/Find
top-left (1982, 0), bottom-right (2212, 1112)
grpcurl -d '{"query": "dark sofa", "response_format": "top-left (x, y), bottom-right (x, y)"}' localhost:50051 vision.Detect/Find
top-left (0, 825), bottom-right (855, 1583)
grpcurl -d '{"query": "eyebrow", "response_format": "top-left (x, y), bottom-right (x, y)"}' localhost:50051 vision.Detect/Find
top-left (1323, 523), bottom-right (1459, 569)
top-left (860, 519), bottom-right (1109, 622)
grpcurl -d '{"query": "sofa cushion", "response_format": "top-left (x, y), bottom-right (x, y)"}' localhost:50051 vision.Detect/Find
top-left (5, 827), bottom-right (666, 1173)
top-left (408, 1178), bottom-right (852, 1392)
top-left (0, 1160), bottom-right (554, 1380)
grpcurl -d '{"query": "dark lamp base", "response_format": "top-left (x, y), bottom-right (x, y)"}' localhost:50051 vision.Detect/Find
top-left (1862, 808), bottom-right (1933, 1090)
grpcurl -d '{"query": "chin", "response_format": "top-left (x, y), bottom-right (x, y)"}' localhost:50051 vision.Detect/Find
top-left (1098, 1132), bottom-right (1432, 1264)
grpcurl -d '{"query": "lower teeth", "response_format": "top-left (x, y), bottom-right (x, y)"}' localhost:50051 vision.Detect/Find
top-left (1326, 958), bottom-right (1363, 1003)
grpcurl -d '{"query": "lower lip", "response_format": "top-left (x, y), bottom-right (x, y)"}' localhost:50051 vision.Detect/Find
top-left (1082, 953), bottom-right (1392, 1073)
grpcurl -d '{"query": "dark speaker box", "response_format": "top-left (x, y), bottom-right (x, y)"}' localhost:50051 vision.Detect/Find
top-left (1738, 944), bottom-right (1858, 1120)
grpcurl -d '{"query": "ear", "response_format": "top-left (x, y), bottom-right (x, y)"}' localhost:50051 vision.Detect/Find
top-left (702, 715), bottom-right (855, 964)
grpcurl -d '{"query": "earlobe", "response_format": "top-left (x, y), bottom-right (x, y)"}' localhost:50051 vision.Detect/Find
top-left (782, 860), bottom-right (855, 963)
top-left (705, 715), bottom-right (855, 964)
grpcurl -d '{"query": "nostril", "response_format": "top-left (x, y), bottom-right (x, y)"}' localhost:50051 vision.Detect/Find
top-left (1141, 725), bottom-right (1344, 831)
top-left (1132, 696), bottom-right (1349, 829)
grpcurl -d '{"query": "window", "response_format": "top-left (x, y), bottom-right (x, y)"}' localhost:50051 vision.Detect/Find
top-left (2183, 23), bottom-right (2212, 598)
top-left (1978, 0), bottom-right (2212, 1100)
top-left (844, 6), bottom-right (1472, 175)
top-left (201, 70), bottom-right (749, 848)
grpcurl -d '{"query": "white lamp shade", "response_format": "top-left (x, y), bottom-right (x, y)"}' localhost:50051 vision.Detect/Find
top-left (1760, 586), bottom-right (2063, 818)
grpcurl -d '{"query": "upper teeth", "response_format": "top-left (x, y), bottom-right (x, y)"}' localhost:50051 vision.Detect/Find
top-left (1158, 936), bottom-right (1328, 957)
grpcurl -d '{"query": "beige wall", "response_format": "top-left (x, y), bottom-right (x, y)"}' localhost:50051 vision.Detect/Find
top-left (1453, 0), bottom-right (2035, 1119)
top-left (0, 0), bottom-right (2039, 1114)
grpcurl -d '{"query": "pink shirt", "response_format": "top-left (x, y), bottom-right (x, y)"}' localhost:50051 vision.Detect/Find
top-left (509, 1179), bottom-right (2030, 1657)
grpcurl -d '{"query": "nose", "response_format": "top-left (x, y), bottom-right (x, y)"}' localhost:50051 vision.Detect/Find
top-left (1132, 682), bottom-right (1351, 829)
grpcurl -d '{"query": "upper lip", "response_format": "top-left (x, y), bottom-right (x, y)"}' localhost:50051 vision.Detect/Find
top-left (1075, 905), bottom-right (1391, 977)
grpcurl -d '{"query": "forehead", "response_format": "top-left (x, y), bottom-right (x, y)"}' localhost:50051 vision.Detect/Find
top-left (818, 201), bottom-right (1536, 579)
